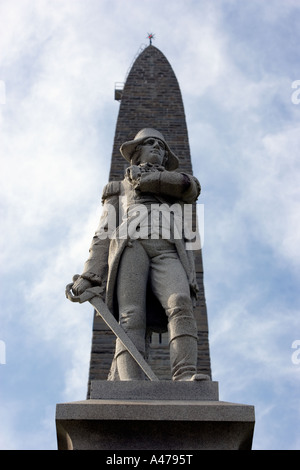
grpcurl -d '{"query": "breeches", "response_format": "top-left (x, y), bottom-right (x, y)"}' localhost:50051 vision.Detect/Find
top-left (115, 239), bottom-right (197, 357)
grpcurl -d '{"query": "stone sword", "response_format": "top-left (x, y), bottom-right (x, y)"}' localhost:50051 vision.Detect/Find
top-left (65, 281), bottom-right (159, 382)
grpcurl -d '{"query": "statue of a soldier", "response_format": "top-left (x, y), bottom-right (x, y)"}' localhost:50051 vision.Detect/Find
top-left (71, 128), bottom-right (209, 381)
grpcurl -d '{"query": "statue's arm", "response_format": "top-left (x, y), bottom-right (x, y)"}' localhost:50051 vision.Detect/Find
top-left (72, 182), bottom-right (120, 295)
top-left (136, 170), bottom-right (201, 203)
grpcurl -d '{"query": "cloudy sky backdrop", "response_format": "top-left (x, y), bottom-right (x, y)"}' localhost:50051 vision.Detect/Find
top-left (1, 0), bottom-right (300, 450)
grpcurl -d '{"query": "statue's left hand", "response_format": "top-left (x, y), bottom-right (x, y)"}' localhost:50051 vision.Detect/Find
top-left (125, 165), bottom-right (141, 187)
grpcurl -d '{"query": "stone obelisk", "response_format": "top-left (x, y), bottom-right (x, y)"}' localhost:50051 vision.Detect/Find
top-left (86, 45), bottom-right (210, 395)
top-left (56, 44), bottom-right (255, 451)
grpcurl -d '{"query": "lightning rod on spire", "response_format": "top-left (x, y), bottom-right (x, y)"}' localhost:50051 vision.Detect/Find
top-left (147, 33), bottom-right (155, 45)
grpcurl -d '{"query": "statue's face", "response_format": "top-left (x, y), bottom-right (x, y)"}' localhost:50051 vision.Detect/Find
top-left (139, 137), bottom-right (166, 165)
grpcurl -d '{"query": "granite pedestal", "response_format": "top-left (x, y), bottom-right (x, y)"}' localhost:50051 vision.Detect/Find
top-left (56, 381), bottom-right (255, 450)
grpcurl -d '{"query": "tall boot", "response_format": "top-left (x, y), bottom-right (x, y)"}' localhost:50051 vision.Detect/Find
top-left (169, 335), bottom-right (210, 381)
top-left (169, 334), bottom-right (198, 381)
top-left (116, 350), bottom-right (145, 380)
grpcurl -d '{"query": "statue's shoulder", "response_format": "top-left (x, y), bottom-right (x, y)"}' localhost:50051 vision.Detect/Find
top-left (102, 180), bottom-right (122, 201)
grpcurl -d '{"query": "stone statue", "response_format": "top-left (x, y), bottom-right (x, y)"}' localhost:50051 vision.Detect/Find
top-left (71, 128), bottom-right (209, 381)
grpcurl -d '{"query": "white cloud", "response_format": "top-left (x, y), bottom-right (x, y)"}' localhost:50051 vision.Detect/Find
top-left (19, 207), bottom-right (101, 397)
top-left (0, 399), bottom-right (58, 450)
top-left (211, 299), bottom-right (299, 382)
top-left (237, 125), bottom-right (300, 269)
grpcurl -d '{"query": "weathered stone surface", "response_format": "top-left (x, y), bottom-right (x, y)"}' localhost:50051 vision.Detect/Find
top-left (56, 394), bottom-right (255, 450)
top-left (90, 380), bottom-right (219, 401)
top-left (56, 399), bottom-right (254, 423)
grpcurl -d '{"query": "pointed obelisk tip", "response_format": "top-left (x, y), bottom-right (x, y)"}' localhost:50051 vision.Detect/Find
top-left (146, 32), bottom-right (155, 45)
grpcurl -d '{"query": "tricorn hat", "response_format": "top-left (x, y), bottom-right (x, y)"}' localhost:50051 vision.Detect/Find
top-left (120, 128), bottom-right (179, 171)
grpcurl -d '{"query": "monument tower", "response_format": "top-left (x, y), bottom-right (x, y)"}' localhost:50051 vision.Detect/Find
top-left (56, 42), bottom-right (255, 451)
top-left (86, 44), bottom-right (211, 396)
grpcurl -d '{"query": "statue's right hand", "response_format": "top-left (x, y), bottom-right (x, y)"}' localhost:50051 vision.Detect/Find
top-left (72, 276), bottom-right (93, 296)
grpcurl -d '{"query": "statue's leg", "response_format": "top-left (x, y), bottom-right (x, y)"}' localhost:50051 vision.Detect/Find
top-left (115, 241), bottom-right (149, 380)
top-left (166, 294), bottom-right (199, 381)
top-left (148, 241), bottom-right (203, 380)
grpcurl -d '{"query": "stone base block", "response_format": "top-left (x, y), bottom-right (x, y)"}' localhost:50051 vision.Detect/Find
top-left (56, 381), bottom-right (254, 450)
top-left (90, 379), bottom-right (219, 401)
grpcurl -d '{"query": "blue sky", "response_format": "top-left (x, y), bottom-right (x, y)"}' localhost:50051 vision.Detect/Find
top-left (0, 0), bottom-right (300, 450)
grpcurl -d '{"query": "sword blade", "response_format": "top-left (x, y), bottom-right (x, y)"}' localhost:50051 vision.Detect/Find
top-left (89, 296), bottom-right (159, 382)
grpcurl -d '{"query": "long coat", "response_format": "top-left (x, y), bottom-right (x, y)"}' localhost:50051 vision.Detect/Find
top-left (81, 166), bottom-right (201, 333)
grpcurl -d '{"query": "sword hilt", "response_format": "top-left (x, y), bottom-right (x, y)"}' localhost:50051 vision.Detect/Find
top-left (65, 278), bottom-right (104, 304)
